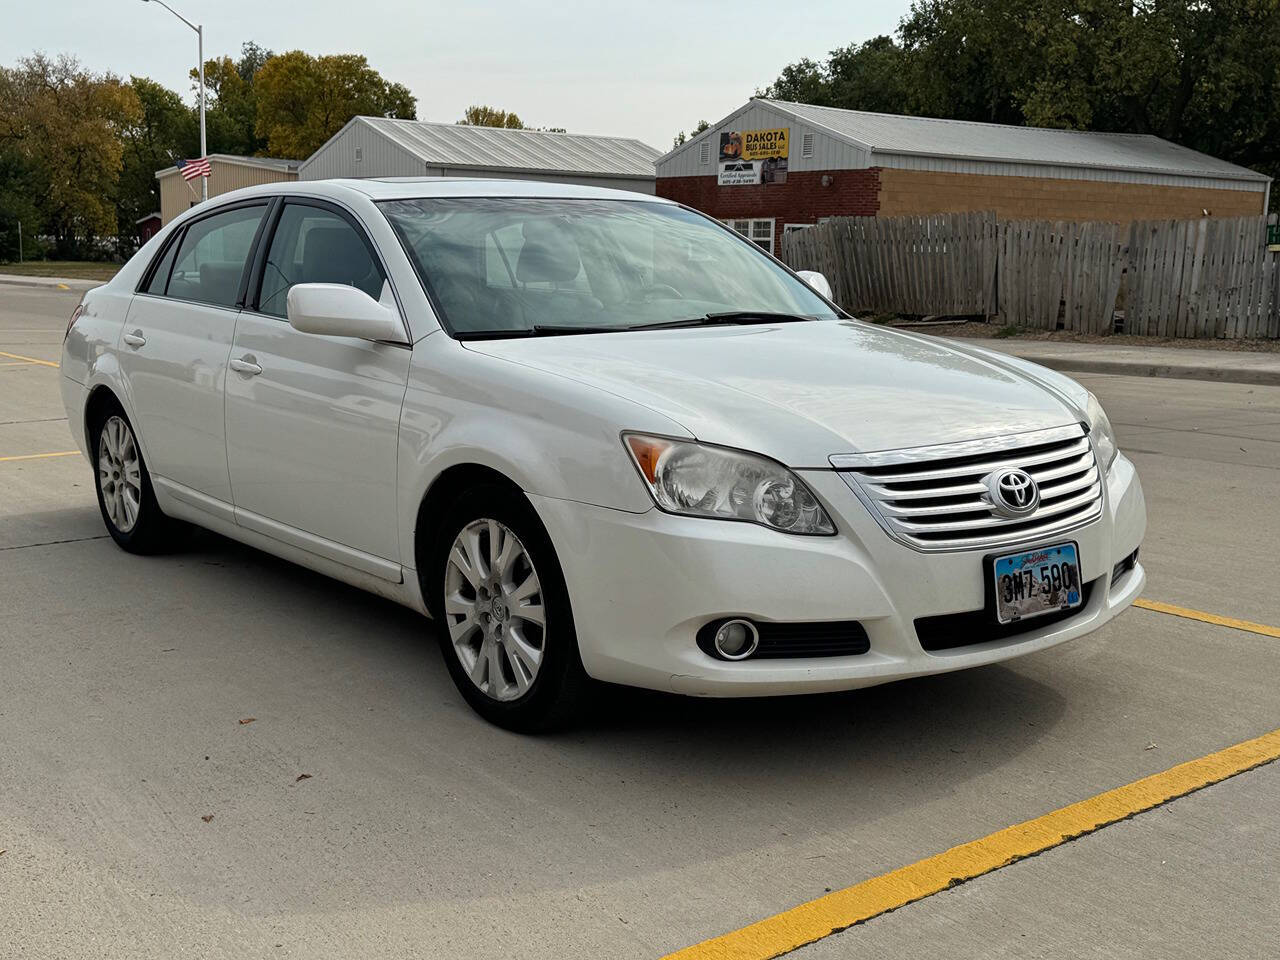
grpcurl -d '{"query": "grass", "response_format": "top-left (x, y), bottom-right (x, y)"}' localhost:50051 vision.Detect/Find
top-left (0, 260), bottom-right (120, 281)
top-left (992, 323), bottom-right (1024, 339)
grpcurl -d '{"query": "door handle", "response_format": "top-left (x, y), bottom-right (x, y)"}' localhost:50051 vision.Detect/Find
top-left (122, 332), bottom-right (146, 348)
top-left (229, 356), bottom-right (262, 376)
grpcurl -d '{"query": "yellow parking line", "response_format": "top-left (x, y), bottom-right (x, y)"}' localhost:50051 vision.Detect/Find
top-left (662, 727), bottom-right (1280, 960)
top-left (1133, 597), bottom-right (1280, 640)
top-left (0, 360), bottom-right (40, 367)
top-left (0, 350), bottom-right (58, 368)
top-left (0, 451), bottom-right (79, 463)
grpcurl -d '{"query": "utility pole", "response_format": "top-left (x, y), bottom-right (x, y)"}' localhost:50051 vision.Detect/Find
top-left (16, 220), bottom-right (21, 264)
top-left (142, 0), bottom-right (207, 202)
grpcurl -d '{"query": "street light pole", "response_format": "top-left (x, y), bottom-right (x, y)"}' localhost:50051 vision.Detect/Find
top-left (141, 0), bottom-right (207, 202)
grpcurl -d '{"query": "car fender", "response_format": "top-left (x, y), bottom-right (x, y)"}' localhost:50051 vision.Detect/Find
top-left (397, 336), bottom-right (689, 567)
top-left (62, 287), bottom-right (137, 457)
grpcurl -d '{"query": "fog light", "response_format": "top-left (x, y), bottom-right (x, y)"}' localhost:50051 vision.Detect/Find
top-left (713, 619), bottom-right (759, 660)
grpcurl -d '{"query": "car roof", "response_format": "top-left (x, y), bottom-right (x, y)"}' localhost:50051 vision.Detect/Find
top-left (215, 177), bottom-right (676, 205)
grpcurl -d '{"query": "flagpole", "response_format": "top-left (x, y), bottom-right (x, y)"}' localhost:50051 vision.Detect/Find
top-left (141, 0), bottom-right (207, 202)
top-left (197, 23), bottom-right (206, 202)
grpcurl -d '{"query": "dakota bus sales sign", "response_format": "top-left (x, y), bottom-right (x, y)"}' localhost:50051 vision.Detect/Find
top-left (718, 127), bottom-right (790, 186)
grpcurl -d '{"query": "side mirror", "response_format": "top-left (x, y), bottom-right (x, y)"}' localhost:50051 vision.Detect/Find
top-left (286, 283), bottom-right (406, 343)
top-left (795, 270), bottom-right (833, 301)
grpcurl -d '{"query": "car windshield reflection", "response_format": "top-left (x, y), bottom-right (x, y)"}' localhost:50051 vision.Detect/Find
top-left (378, 198), bottom-right (839, 338)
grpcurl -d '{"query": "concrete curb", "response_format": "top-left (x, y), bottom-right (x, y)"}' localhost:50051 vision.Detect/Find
top-left (946, 336), bottom-right (1280, 388)
top-left (1006, 353), bottom-right (1280, 387)
top-left (0, 274), bottom-right (103, 292)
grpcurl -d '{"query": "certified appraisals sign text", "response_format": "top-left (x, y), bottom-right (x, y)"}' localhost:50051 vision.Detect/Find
top-left (717, 127), bottom-right (789, 186)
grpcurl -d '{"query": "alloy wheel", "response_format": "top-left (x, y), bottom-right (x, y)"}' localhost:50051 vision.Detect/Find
top-left (443, 518), bottom-right (546, 702)
top-left (98, 415), bottom-right (142, 534)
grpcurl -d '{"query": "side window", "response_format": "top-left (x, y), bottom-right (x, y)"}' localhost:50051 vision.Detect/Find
top-left (166, 205), bottom-right (266, 308)
top-left (257, 203), bottom-right (385, 318)
top-left (143, 233), bottom-right (181, 295)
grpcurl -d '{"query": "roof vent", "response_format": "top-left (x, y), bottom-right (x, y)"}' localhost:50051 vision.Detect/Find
top-left (699, 140), bottom-right (711, 164)
top-left (801, 132), bottom-right (814, 158)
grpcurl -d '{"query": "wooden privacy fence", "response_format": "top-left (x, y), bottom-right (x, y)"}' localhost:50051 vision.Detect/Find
top-left (783, 211), bottom-right (998, 316)
top-left (781, 212), bottom-right (1280, 339)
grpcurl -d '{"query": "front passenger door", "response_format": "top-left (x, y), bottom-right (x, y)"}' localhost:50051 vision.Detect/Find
top-left (224, 199), bottom-right (411, 579)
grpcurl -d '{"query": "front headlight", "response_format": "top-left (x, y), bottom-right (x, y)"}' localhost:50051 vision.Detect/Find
top-left (1086, 392), bottom-right (1118, 472)
top-left (624, 434), bottom-right (836, 536)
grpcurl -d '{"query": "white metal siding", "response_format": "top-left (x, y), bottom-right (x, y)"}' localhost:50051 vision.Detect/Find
top-left (658, 98), bottom-right (1269, 191)
top-left (299, 119), bottom-right (426, 180)
top-left (301, 117), bottom-right (658, 193)
top-left (656, 101), bottom-right (871, 178)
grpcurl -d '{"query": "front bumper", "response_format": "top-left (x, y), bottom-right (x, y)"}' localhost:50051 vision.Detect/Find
top-left (531, 453), bottom-right (1146, 696)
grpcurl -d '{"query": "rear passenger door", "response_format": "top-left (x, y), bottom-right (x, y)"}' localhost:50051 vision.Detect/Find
top-left (120, 201), bottom-right (270, 508)
top-left (224, 198), bottom-right (411, 578)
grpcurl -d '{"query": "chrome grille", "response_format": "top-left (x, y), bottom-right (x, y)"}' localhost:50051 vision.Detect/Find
top-left (831, 424), bottom-right (1103, 551)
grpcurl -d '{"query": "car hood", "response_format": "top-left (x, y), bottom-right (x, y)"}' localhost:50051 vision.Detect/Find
top-left (463, 320), bottom-right (1085, 468)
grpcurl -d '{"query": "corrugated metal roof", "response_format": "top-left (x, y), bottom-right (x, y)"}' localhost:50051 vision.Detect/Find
top-left (354, 117), bottom-right (660, 179)
top-left (760, 100), bottom-right (1270, 183)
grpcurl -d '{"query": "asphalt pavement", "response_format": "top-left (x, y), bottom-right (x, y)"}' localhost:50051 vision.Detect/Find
top-left (1, 284), bottom-right (1277, 959)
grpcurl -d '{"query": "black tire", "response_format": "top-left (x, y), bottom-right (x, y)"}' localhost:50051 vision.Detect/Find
top-left (89, 400), bottom-right (176, 554)
top-left (426, 484), bottom-right (591, 732)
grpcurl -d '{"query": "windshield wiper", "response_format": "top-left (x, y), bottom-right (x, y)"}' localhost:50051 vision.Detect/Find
top-left (455, 324), bottom-right (630, 340)
top-left (454, 313), bottom-right (816, 340)
top-left (633, 311), bottom-right (816, 331)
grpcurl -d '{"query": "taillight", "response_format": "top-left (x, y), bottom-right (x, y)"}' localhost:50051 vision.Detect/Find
top-left (65, 301), bottom-right (85, 341)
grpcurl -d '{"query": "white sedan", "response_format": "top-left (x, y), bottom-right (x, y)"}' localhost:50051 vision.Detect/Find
top-left (61, 179), bottom-right (1146, 730)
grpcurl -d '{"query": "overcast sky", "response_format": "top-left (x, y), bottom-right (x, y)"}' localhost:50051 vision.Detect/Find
top-left (4, 0), bottom-right (910, 151)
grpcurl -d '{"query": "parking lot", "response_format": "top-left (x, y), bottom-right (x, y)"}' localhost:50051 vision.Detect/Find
top-left (2, 283), bottom-right (1277, 958)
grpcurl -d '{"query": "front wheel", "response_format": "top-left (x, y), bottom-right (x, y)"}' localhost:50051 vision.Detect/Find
top-left (428, 485), bottom-right (590, 731)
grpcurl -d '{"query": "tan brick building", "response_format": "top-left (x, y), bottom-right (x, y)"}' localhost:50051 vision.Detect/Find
top-left (657, 100), bottom-right (1270, 255)
top-left (156, 155), bottom-right (299, 225)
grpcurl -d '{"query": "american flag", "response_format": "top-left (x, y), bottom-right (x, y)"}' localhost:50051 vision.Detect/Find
top-left (177, 157), bottom-right (211, 181)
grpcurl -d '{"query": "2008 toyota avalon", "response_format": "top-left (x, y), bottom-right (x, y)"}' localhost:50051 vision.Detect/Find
top-left (61, 179), bottom-right (1146, 730)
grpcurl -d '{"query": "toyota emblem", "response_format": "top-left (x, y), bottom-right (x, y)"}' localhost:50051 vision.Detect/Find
top-left (986, 468), bottom-right (1040, 518)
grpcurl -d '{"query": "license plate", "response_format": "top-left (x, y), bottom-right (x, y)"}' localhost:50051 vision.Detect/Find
top-left (992, 542), bottom-right (1082, 625)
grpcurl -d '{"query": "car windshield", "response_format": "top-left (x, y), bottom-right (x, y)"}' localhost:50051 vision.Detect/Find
top-left (378, 197), bottom-right (839, 337)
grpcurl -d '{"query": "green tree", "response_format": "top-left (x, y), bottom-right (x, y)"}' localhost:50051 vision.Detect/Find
top-left (761, 0), bottom-right (1280, 195)
top-left (116, 76), bottom-right (197, 246)
top-left (458, 105), bottom-right (525, 129)
top-left (672, 119), bottom-right (710, 149)
top-left (254, 51), bottom-right (416, 158)
top-left (0, 149), bottom-right (42, 261)
top-left (192, 42), bottom-right (274, 156)
top-left (760, 58), bottom-right (833, 106)
top-left (0, 54), bottom-right (139, 256)
top-left (761, 37), bottom-right (913, 115)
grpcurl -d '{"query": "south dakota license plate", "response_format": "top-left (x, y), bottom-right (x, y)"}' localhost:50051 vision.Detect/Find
top-left (992, 542), bottom-right (1082, 625)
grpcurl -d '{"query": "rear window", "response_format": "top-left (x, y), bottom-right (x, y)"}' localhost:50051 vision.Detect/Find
top-left (164, 205), bottom-right (267, 308)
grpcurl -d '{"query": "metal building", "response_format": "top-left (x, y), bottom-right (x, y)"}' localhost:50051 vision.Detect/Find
top-left (156, 154), bottom-right (299, 225)
top-left (658, 99), bottom-right (1271, 256)
top-left (300, 117), bottom-right (661, 194)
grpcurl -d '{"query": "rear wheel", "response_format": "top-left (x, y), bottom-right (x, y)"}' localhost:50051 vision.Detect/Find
top-left (90, 404), bottom-right (175, 553)
top-left (428, 485), bottom-right (590, 731)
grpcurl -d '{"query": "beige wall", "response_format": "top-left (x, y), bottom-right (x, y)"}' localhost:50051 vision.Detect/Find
top-left (159, 161), bottom-right (298, 225)
top-left (876, 167), bottom-right (1265, 222)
